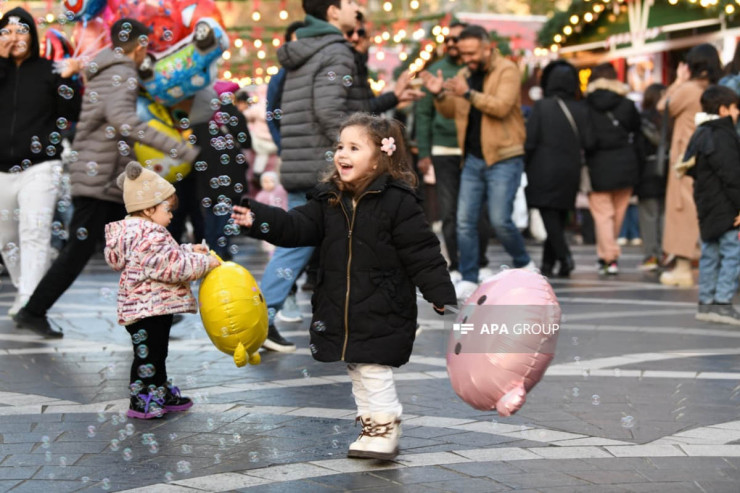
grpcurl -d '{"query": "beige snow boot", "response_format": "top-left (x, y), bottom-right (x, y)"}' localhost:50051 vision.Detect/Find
top-left (348, 413), bottom-right (401, 460)
top-left (659, 258), bottom-right (694, 287)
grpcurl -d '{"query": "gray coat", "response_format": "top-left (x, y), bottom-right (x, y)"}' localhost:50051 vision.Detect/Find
top-left (277, 24), bottom-right (370, 192)
top-left (70, 48), bottom-right (199, 203)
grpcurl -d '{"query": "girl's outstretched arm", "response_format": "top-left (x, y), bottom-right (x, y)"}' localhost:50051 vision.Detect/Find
top-left (232, 199), bottom-right (323, 248)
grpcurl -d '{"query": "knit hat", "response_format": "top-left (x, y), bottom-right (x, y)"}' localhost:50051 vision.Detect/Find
top-left (117, 162), bottom-right (176, 213)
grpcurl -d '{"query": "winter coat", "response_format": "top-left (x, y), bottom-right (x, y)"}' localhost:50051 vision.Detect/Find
top-left (684, 117), bottom-right (740, 241)
top-left (525, 63), bottom-right (590, 210)
top-left (245, 174), bottom-right (457, 367)
top-left (435, 50), bottom-right (526, 166)
top-left (104, 217), bottom-right (212, 325)
top-left (352, 49), bottom-right (398, 115)
top-left (657, 78), bottom-right (707, 259)
top-left (584, 78), bottom-right (642, 192)
top-left (0, 7), bottom-right (81, 171)
top-left (276, 16), bottom-right (370, 193)
top-left (70, 48), bottom-right (200, 203)
top-left (415, 55), bottom-right (463, 159)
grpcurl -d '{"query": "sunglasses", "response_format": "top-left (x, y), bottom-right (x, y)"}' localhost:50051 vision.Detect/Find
top-left (445, 36), bottom-right (460, 43)
top-left (346, 28), bottom-right (367, 38)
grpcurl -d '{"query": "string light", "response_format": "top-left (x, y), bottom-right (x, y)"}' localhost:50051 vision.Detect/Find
top-left (279, 10), bottom-right (288, 20)
top-left (252, 11), bottom-right (261, 22)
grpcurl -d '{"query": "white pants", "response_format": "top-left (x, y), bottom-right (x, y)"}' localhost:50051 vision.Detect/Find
top-left (0, 161), bottom-right (62, 300)
top-left (347, 363), bottom-right (402, 417)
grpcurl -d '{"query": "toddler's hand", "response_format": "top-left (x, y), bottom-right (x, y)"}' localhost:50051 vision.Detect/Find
top-left (207, 255), bottom-right (221, 269)
top-left (192, 243), bottom-right (209, 254)
top-left (231, 205), bottom-right (253, 227)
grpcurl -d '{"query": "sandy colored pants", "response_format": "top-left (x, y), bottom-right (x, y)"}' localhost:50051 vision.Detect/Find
top-left (0, 161), bottom-right (61, 299)
top-left (588, 188), bottom-right (633, 262)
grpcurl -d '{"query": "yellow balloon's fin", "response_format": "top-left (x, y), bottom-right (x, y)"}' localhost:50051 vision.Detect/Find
top-left (234, 342), bottom-right (247, 367)
top-left (249, 352), bottom-right (261, 365)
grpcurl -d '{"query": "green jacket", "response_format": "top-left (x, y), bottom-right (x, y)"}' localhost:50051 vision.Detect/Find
top-left (414, 55), bottom-right (462, 159)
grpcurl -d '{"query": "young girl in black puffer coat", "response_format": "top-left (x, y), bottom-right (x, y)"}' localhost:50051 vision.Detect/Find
top-left (232, 114), bottom-right (456, 461)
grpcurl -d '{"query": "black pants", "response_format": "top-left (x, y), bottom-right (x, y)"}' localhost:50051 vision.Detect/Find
top-left (126, 315), bottom-right (173, 389)
top-left (168, 172), bottom-right (205, 245)
top-left (25, 197), bottom-right (126, 316)
top-left (433, 154), bottom-right (490, 270)
top-left (539, 208), bottom-right (571, 267)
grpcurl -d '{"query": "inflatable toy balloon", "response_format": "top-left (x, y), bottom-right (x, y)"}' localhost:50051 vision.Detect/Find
top-left (41, 29), bottom-right (74, 61)
top-left (139, 18), bottom-right (228, 107)
top-left (114, 0), bottom-right (184, 52)
top-left (199, 259), bottom-right (268, 367)
top-left (134, 96), bottom-right (192, 183)
top-left (177, 0), bottom-right (224, 34)
top-left (446, 269), bottom-right (560, 416)
top-left (63, 0), bottom-right (108, 21)
top-left (71, 17), bottom-right (110, 57)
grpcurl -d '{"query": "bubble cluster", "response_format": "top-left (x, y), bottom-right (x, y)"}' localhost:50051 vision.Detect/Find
top-left (58, 85), bottom-right (74, 100)
top-left (132, 329), bottom-right (148, 344)
top-left (312, 321), bottom-right (326, 332)
top-left (195, 161), bottom-right (208, 172)
top-left (137, 363), bottom-right (156, 378)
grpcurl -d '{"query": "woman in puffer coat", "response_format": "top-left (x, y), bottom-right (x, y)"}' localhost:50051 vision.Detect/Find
top-left (584, 63), bottom-right (642, 275)
top-left (525, 60), bottom-right (591, 277)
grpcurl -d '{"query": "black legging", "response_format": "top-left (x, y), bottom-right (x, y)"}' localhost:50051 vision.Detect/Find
top-left (539, 208), bottom-right (571, 267)
top-left (126, 314), bottom-right (173, 389)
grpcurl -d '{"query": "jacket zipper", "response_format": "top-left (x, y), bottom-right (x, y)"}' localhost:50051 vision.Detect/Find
top-left (338, 190), bottom-right (380, 361)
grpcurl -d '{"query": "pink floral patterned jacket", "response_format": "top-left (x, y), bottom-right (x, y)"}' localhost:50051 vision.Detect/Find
top-left (104, 218), bottom-right (213, 325)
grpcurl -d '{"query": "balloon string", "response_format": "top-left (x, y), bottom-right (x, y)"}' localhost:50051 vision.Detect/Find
top-left (73, 30), bottom-right (110, 58)
top-left (415, 292), bottom-right (460, 314)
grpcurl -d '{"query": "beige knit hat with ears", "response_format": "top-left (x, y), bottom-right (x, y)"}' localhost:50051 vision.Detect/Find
top-left (117, 162), bottom-right (176, 213)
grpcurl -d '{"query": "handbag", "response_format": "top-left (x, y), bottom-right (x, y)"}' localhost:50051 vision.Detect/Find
top-left (555, 97), bottom-right (590, 194)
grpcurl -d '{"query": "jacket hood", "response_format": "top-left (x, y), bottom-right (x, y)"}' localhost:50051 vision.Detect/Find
top-left (0, 7), bottom-right (40, 62)
top-left (586, 78), bottom-right (630, 111)
top-left (295, 15), bottom-right (343, 39)
top-left (86, 47), bottom-right (135, 81)
top-left (695, 112), bottom-right (720, 127)
top-left (104, 218), bottom-right (160, 271)
top-left (542, 62), bottom-right (579, 99)
top-left (277, 24), bottom-right (348, 70)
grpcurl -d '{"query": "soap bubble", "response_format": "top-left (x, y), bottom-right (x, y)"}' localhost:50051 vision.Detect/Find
top-left (621, 416), bottom-right (635, 428)
top-left (136, 344), bottom-right (149, 359)
top-left (57, 85), bottom-right (74, 100)
top-left (195, 161), bottom-right (207, 172)
top-left (76, 228), bottom-right (88, 240)
top-left (30, 141), bottom-right (42, 153)
top-left (342, 75), bottom-right (353, 87)
top-left (176, 460), bottom-right (191, 473)
top-left (327, 71), bottom-right (336, 81)
top-left (325, 151), bottom-right (334, 161)
top-left (201, 198), bottom-right (212, 208)
top-left (218, 175), bottom-right (231, 186)
top-left (260, 223), bottom-right (269, 234)
top-left (274, 108), bottom-right (283, 120)
top-left (49, 132), bottom-right (62, 144)
top-left (209, 178), bottom-right (220, 189)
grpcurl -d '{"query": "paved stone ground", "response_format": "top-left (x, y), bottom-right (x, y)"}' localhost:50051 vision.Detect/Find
top-left (1, 236), bottom-right (739, 492)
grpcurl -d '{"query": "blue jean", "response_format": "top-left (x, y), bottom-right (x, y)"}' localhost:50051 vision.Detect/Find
top-left (698, 228), bottom-right (740, 304)
top-left (260, 191), bottom-right (315, 324)
top-left (618, 204), bottom-right (640, 240)
top-left (457, 155), bottom-right (530, 282)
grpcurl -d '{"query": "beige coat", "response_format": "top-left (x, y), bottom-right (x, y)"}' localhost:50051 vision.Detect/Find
top-left (435, 51), bottom-right (525, 166)
top-left (657, 79), bottom-right (708, 259)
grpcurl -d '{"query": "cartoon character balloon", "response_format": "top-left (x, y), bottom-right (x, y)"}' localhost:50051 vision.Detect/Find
top-left (177, 0), bottom-right (224, 34)
top-left (63, 0), bottom-right (109, 21)
top-left (134, 96), bottom-right (191, 183)
top-left (138, 18), bottom-right (229, 107)
top-left (446, 269), bottom-right (560, 416)
top-left (199, 259), bottom-right (269, 367)
top-left (41, 29), bottom-right (75, 61)
top-left (112, 0), bottom-right (185, 52)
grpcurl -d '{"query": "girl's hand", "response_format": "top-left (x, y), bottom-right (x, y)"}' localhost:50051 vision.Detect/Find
top-left (433, 304), bottom-right (445, 316)
top-left (207, 255), bottom-right (221, 269)
top-left (231, 205), bottom-right (253, 227)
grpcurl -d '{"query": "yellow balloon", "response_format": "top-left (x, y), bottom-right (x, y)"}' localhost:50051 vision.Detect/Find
top-left (199, 259), bottom-right (268, 367)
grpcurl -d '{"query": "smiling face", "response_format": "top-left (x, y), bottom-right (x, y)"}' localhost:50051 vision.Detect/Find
top-left (457, 37), bottom-right (491, 73)
top-left (334, 125), bottom-right (377, 186)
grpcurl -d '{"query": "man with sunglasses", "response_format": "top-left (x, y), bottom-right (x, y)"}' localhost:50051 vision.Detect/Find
top-left (414, 20), bottom-right (471, 280)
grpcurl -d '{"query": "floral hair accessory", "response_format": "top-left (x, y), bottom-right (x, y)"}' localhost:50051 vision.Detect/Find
top-left (380, 137), bottom-right (396, 157)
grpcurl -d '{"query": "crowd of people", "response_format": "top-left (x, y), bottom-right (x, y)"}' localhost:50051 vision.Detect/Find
top-left (3, 0), bottom-right (740, 462)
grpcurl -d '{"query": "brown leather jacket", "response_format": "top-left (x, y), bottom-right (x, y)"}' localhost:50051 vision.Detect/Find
top-left (435, 50), bottom-right (525, 166)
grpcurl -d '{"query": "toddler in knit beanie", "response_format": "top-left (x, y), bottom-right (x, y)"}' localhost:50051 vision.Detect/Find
top-left (117, 162), bottom-right (176, 213)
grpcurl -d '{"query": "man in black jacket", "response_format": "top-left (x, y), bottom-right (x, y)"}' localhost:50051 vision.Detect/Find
top-left (0, 7), bottom-right (81, 319)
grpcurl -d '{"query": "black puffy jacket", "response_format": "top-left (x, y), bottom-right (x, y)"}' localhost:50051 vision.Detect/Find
top-left (584, 78), bottom-right (642, 192)
top-left (685, 117), bottom-right (740, 242)
top-left (0, 7), bottom-right (81, 171)
top-left (246, 174), bottom-right (457, 367)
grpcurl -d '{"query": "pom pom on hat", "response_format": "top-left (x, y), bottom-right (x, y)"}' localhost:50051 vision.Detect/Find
top-left (118, 161), bottom-right (176, 213)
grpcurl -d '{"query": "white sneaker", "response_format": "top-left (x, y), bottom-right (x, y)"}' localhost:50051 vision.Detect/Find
top-left (521, 260), bottom-right (538, 273)
top-left (276, 294), bottom-right (302, 323)
top-left (449, 270), bottom-right (462, 283)
top-left (454, 280), bottom-right (478, 302)
top-left (478, 267), bottom-right (495, 282)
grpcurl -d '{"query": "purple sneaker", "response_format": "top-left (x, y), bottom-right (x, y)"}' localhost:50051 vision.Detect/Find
top-left (163, 385), bottom-right (193, 412)
top-left (127, 393), bottom-right (166, 419)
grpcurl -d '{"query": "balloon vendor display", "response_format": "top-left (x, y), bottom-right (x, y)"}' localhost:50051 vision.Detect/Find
top-left (446, 269), bottom-right (560, 416)
top-left (138, 18), bottom-right (229, 107)
top-left (134, 95), bottom-right (192, 183)
top-left (199, 258), bottom-right (268, 368)
top-left (40, 28), bottom-right (75, 61)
